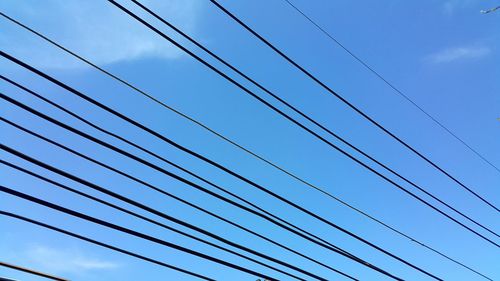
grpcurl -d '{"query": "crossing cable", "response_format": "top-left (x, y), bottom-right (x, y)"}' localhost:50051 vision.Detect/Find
top-left (0, 61), bottom-right (448, 281)
top-left (0, 146), bottom-right (328, 281)
top-left (1, 14), bottom-right (496, 277)
top-left (0, 56), bottom-right (478, 281)
top-left (0, 159), bottom-right (310, 281)
top-left (0, 93), bottom-right (402, 280)
top-left (0, 98), bottom-right (391, 280)
top-left (1, 118), bottom-right (355, 281)
top-left (0, 211), bottom-right (215, 281)
top-left (1, 76), bottom-right (371, 277)
top-left (0, 11), bottom-right (460, 272)
top-left (207, 0), bottom-right (499, 213)
top-left (0, 78), bottom-right (491, 281)
top-left (105, 1), bottom-right (499, 239)
top-left (0, 261), bottom-right (68, 281)
top-left (0, 186), bottom-right (278, 281)
top-left (281, 0), bottom-right (500, 175)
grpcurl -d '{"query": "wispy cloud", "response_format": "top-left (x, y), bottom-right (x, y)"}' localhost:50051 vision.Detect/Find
top-left (442, 0), bottom-right (474, 16)
top-left (426, 46), bottom-right (491, 63)
top-left (0, 0), bottom-right (202, 69)
top-left (24, 245), bottom-right (119, 274)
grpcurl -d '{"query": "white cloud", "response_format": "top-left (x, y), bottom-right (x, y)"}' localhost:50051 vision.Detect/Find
top-left (443, 0), bottom-right (474, 16)
top-left (24, 245), bottom-right (119, 274)
top-left (426, 46), bottom-right (491, 63)
top-left (0, 0), bottom-right (202, 69)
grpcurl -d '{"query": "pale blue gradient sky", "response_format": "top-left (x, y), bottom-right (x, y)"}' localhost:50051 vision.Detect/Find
top-left (1, 0), bottom-right (499, 280)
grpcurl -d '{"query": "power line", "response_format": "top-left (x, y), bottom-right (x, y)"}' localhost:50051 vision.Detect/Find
top-left (207, 0), bottom-right (499, 213)
top-left (0, 160), bottom-right (309, 281)
top-left (2, 77), bottom-right (352, 262)
top-left (0, 14), bottom-right (488, 279)
top-left (0, 212), bottom-right (215, 281)
top-left (104, 1), bottom-right (499, 240)
top-left (0, 145), bottom-right (330, 281)
top-left (1, 85), bottom-right (365, 278)
top-left (0, 186), bottom-right (278, 280)
top-left (0, 262), bottom-right (68, 281)
top-left (1, 117), bottom-right (356, 281)
top-left (0, 54), bottom-right (447, 280)
top-left (0, 94), bottom-right (394, 279)
top-left (0, 185), bottom-right (278, 280)
top-left (2, 80), bottom-right (492, 281)
top-left (282, 0), bottom-right (500, 175)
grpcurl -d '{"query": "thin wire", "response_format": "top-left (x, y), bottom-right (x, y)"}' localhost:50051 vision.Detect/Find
top-left (106, 1), bottom-right (499, 240)
top-left (0, 186), bottom-right (278, 281)
top-left (1, 117), bottom-right (355, 281)
top-left (2, 78), bottom-right (491, 281)
top-left (0, 262), bottom-right (68, 281)
top-left (0, 144), bottom-right (328, 281)
top-left (0, 95), bottom-right (392, 279)
top-left (1, 52), bottom-right (446, 280)
top-left (282, 0), bottom-right (500, 175)
top-left (0, 77), bottom-right (369, 277)
top-left (0, 211), bottom-right (216, 281)
top-left (208, 0), bottom-right (499, 213)
top-left (0, 159), bottom-right (309, 281)
top-left (0, 12), bottom-right (485, 276)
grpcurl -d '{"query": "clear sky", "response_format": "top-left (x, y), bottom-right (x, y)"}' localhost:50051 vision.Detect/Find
top-left (1, 0), bottom-right (499, 280)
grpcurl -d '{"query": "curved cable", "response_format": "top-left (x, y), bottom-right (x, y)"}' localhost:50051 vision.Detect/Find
top-left (0, 186), bottom-right (278, 281)
top-left (0, 56), bottom-right (450, 279)
top-left (1, 118), bottom-right (356, 281)
top-left (207, 0), bottom-right (499, 212)
top-left (282, 0), bottom-right (500, 175)
top-left (0, 160), bottom-right (310, 281)
top-left (0, 12), bottom-right (495, 278)
top-left (0, 96), bottom-right (396, 279)
top-left (104, 2), bottom-right (499, 239)
top-left (0, 12), bottom-right (487, 276)
top-left (0, 211), bottom-right (215, 281)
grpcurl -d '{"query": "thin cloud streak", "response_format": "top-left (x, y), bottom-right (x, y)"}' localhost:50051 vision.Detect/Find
top-left (0, 0), bottom-right (202, 69)
top-left (426, 46), bottom-right (491, 63)
top-left (24, 245), bottom-right (119, 274)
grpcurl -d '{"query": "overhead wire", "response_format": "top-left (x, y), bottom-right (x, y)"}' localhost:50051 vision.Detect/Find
top-left (0, 13), bottom-right (488, 278)
top-left (0, 159), bottom-right (310, 281)
top-left (0, 92), bottom-right (395, 279)
top-left (0, 211), bottom-right (215, 281)
top-left (1, 117), bottom-right (354, 281)
top-left (0, 185), bottom-right (278, 281)
top-left (0, 52), bottom-right (449, 279)
top-left (0, 261), bottom-right (68, 281)
top-left (207, 0), bottom-right (499, 213)
top-left (105, 1), bottom-right (499, 240)
top-left (281, 0), bottom-right (500, 175)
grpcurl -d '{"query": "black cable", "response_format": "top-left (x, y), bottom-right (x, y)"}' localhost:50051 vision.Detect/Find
top-left (0, 13), bottom-right (494, 278)
top-left (1, 118), bottom-right (355, 281)
top-left (0, 13), bottom-right (441, 276)
top-left (207, 0), bottom-right (499, 213)
top-left (0, 159), bottom-right (308, 281)
top-left (0, 262), bottom-right (68, 281)
top-left (0, 53), bottom-right (473, 280)
top-left (0, 96), bottom-right (398, 280)
top-left (281, 0), bottom-right (500, 175)
top-left (104, 1), bottom-right (499, 240)
top-left (0, 211), bottom-right (215, 281)
top-left (0, 186), bottom-right (277, 281)
top-left (123, 0), bottom-right (499, 239)
top-left (1, 77), bottom-right (364, 278)
top-left (0, 58), bottom-right (447, 280)
top-left (0, 145), bottom-right (326, 281)
top-left (1, 80), bottom-right (490, 281)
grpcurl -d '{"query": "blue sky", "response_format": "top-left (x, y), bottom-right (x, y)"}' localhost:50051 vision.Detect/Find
top-left (1, 0), bottom-right (499, 280)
